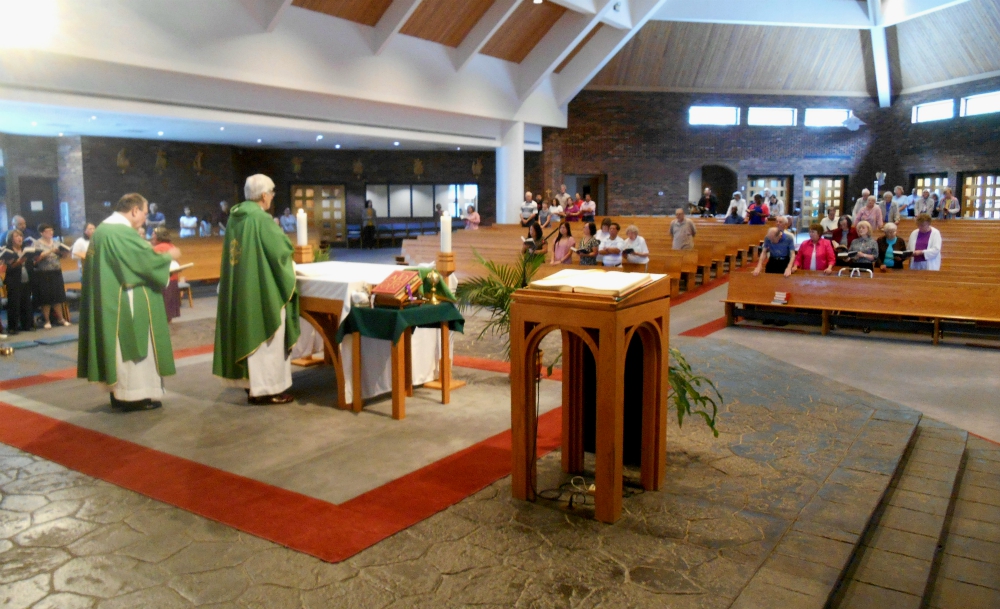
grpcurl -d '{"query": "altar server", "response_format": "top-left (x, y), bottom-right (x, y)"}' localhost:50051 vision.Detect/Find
top-left (213, 174), bottom-right (300, 405)
top-left (78, 193), bottom-right (179, 411)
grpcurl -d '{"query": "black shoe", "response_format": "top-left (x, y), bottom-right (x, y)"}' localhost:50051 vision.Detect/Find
top-left (111, 395), bottom-right (162, 412)
top-left (248, 393), bottom-right (294, 405)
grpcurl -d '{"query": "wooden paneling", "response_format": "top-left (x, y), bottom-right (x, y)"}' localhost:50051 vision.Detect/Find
top-left (588, 21), bottom-right (869, 94)
top-left (400, 0), bottom-right (495, 48)
top-left (555, 24), bottom-right (602, 73)
top-left (481, 1), bottom-right (567, 64)
top-left (896, 0), bottom-right (1000, 89)
top-left (292, 0), bottom-right (394, 27)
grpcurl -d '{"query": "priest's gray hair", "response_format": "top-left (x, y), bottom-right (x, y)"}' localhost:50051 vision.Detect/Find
top-left (244, 174), bottom-right (275, 201)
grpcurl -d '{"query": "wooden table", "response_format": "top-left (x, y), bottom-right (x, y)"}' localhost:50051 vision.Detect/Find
top-left (509, 274), bottom-right (672, 523)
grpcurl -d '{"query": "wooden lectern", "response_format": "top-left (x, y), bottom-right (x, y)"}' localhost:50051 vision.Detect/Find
top-left (509, 276), bottom-right (671, 523)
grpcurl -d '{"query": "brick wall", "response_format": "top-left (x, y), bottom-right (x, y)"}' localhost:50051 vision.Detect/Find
top-left (0, 134), bottom-right (58, 221)
top-left (234, 148), bottom-right (497, 226)
top-left (57, 136), bottom-right (87, 236)
top-left (80, 137), bottom-right (238, 229)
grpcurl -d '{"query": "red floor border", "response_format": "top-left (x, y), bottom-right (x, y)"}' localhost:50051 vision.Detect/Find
top-left (679, 316), bottom-right (729, 338)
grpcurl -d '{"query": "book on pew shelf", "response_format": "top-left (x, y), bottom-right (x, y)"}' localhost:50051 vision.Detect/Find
top-left (771, 291), bottom-right (789, 305)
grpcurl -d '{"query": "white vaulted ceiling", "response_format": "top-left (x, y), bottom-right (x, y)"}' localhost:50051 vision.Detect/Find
top-left (0, 0), bottom-right (988, 149)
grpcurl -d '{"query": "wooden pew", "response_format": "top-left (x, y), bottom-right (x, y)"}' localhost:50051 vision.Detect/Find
top-left (724, 271), bottom-right (1000, 344)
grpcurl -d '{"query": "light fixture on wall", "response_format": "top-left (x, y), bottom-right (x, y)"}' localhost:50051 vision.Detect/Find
top-left (393, 141), bottom-right (400, 147)
top-left (157, 131), bottom-right (164, 136)
top-left (257, 138), bottom-right (262, 143)
top-left (58, 132), bottom-right (63, 137)
top-left (533, 0), bottom-right (542, 4)
top-left (219, 126), bottom-right (225, 131)
top-left (316, 134), bottom-right (323, 140)
top-left (335, 144), bottom-right (341, 149)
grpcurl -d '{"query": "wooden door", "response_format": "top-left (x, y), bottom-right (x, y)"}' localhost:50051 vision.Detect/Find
top-left (747, 176), bottom-right (792, 211)
top-left (961, 172), bottom-right (1000, 219)
top-left (291, 184), bottom-right (347, 244)
top-left (803, 176), bottom-right (846, 224)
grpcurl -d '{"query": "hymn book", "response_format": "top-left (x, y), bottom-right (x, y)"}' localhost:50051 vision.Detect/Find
top-left (372, 270), bottom-right (422, 307)
top-left (0, 247), bottom-right (37, 263)
top-left (771, 291), bottom-right (789, 305)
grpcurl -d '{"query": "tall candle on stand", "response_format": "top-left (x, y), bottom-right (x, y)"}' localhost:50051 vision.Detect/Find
top-left (440, 213), bottom-right (452, 253)
top-left (296, 208), bottom-right (308, 247)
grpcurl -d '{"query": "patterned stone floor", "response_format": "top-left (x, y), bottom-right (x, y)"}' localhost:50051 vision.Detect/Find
top-left (1, 306), bottom-right (933, 609)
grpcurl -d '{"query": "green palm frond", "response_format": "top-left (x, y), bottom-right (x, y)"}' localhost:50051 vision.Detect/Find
top-left (668, 347), bottom-right (721, 437)
top-left (455, 250), bottom-right (545, 360)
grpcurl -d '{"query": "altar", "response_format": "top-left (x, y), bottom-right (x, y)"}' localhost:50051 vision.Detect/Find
top-left (291, 261), bottom-right (458, 410)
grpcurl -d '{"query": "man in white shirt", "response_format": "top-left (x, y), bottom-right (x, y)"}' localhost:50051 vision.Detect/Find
top-left (820, 208), bottom-right (838, 233)
top-left (594, 217), bottom-right (612, 264)
top-left (554, 184), bottom-right (571, 208)
top-left (727, 192), bottom-right (747, 220)
top-left (851, 189), bottom-right (871, 217)
top-left (623, 225), bottom-right (650, 265)
top-left (598, 222), bottom-right (624, 267)
top-left (763, 189), bottom-right (785, 217)
top-left (519, 191), bottom-right (538, 227)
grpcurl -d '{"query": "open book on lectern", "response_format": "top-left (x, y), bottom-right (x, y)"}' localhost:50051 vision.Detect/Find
top-left (528, 269), bottom-right (661, 297)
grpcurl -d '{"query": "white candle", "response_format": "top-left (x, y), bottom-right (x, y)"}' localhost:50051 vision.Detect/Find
top-left (296, 208), bottom-right (308, 247)
top-left (440, 213), bottom-right (452, 253)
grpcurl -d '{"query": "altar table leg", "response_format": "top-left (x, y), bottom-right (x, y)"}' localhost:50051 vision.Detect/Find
top-left (391, 334), bottom-right (407, 420)
top-left (404, 328), bottom-right (413, 397)
top-left (352, 332), bottom-right (363, 413)
top-left (440, 322), bottom-right (451, 405)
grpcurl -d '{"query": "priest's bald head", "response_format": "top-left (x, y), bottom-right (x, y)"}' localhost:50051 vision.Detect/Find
top-left (115, 193), bottom-right (149, 230)
top-left (245, 174), bottom-right (276, 210)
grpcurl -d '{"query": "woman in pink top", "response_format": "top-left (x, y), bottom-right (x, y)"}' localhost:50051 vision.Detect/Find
top-left (564, 198), bottom-right (582, 222)
top-left (792, 223), bottom-right (836, 274)
top-left (464, 205), bottom-right (480, 230)
top-left (551, 222), bottom-right (575, 265)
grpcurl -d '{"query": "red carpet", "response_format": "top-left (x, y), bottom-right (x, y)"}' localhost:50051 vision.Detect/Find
top-left (0, 349), bottom-right (563, 563)
top-left (679, 316), bottom-right (729, 338)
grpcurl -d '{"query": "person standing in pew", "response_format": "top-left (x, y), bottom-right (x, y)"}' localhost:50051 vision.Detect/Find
top-left (846, 221), bottom-right (879, 270)
top-left (520, 191), bottom-right (538, 228)
top-left (670, 208), bottom-right (697, 250)
top-left (831, 215), bottom-right (858, 258)
top-left (752, 227), bottom-right (795, 277)
top-left (598, 222), bottom-right (624, 268)
top-left (594, 218), bottom-right (613, 265)
top-left (580, 194), bottom-right (596, 223)
top-left (697, 188), bottom-right (718, 217)
top-left (725, 192), bottom-right (746, 222)
top-left (214, 174), bottom-right (300, 405)
top-left (575, 222), bottom-right (600, 266)
top-left (78, 193), bottom-right (179, 412)
top-left (623, 225), bottom-right (650, 266)
top-left (550, 223), bottom-right (574, 265)
top-left (855, 196), bottom-right (884, 231)
top-left (908, 214), bottom-right (943, 271)
top-left (820, 208), bottom-right (839, 234)
top-left (877, 222), bottom-right (909, 271)
top-left (522, 222), bottom-right (548, 259)
top-left (792, 224), bottom-right (836, 275)
top-left (882, 191), bottom-right (901, 224)
top-left (747, 195), bottom-right (769, 225)
top-left (913, 190), bottom-right (934, 217)
top-left (851, 188), bottom-right (871, 218)
top-left (464, 205), bottom-right (480, 230)
top-left (940, 188), bottom-right (961, 220)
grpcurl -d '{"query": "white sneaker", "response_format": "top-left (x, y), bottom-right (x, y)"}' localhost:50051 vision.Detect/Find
top-left (60, 320), bottom-right (71, 327)
top-left (43, 323), bottom-right (52, 330)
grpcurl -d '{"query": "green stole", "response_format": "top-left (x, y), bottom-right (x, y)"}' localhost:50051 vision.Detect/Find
top-left (77, 222), bottom-right (175, 384)
top-left (213, 201), bottom-right (301, 380)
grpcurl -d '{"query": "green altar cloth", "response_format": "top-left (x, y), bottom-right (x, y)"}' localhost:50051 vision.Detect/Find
top-left (335, 302), bottom-right (465, 345)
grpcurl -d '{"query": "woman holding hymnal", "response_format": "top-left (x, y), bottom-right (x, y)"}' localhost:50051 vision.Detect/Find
top-left (830, 215), bottom-right (858, 263)
top-left (521, 222), bottom-right (548, 258)
top-left (876, 222), bottom-right (910, 271)
top-left (573, 222), bottom-right (600, 266)
top-left (1, 230), bottom-right (37, 334)
top-left (31, 223), bottom-right (72, 329)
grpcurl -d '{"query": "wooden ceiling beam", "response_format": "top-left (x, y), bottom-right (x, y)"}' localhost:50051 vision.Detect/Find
top-left (371, 0), bottom-right (425, 55)
top-left (453, 0), bottom-right (524, 71)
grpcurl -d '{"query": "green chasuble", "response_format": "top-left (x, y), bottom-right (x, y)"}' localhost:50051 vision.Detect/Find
top-left (77, 221), bottom-right (176, 385)
top-left (213, 201), bottom-right (301, 380)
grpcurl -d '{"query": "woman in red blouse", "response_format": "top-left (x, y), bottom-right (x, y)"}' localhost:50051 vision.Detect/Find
top-left (792, 223), bottom-right (836, 274)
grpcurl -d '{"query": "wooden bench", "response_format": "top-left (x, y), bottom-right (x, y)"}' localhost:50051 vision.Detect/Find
top-left (724, 271), bottom-right (1000, 344)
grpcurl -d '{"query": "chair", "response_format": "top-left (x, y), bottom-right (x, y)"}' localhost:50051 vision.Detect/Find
top-left (376, 224), bottom-right (393, 248)
top-left (178, 279), bottom-right (194, 307)
top-left (391, 223), bottom-right (409, 244)
top-left (346, 224), bottom-right (361, 248)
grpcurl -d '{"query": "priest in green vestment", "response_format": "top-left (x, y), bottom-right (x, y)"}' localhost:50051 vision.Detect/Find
top-left (213, 174), bottom-right (300, 405)
top-left (78, 193), bottom-right (179, 411)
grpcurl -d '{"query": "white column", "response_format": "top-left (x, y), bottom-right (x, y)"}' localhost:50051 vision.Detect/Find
top-left (495, 121), bottom-right (525, 225)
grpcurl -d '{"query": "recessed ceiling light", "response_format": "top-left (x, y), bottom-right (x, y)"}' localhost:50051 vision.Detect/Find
top-left (90, 116), bottom-right (97, 120)
top-left (157, 131), bottom-right (164, 136)
top-left (257, 138), bottom-right (262, 143)
top-left (316, 135), bottom-right (323, 141)
top-left (457, 147), bottom-right (461, 150)
top-left (220, 126), bottom-right (225, 131)
top-left (534, 0), bottom-right (542, 4)
top-left (335, 144), bottom-right (341, 149)
top-left (58, 132), bottom-right (63, 137)
top-left (393, 141), bottom-right (400, 146)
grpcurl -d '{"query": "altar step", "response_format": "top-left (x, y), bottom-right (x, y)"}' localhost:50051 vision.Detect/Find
top-left (830, 419), bottom-right (968, 608)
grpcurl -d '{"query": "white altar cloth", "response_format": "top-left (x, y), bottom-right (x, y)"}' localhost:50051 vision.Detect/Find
top-left (292, 261), bottom-right (455, 403)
